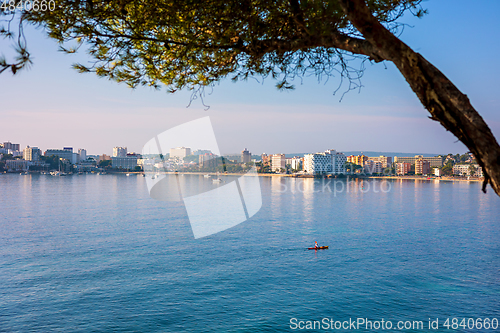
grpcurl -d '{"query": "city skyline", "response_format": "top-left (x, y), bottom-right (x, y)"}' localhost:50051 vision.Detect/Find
top-left (0, 139), bottom-right (476, 158)
top-left (1, 1), bottom-right (499, 155)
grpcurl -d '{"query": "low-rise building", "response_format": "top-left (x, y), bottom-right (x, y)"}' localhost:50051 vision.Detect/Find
top-left (112, 155), bottom-right (140, 170)
top-left (453, 164), bottom-right (483, 177)
top-left (45, 148), bottom-right (78, 164)
top-left (6, 159), bottom-right (31, 172)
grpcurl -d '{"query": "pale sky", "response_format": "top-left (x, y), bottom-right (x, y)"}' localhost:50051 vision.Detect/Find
top-left (1, 0), bottom-right (499, 156)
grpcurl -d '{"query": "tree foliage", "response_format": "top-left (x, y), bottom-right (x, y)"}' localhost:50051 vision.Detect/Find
top-left (2, 0), bottom-right (423, 91)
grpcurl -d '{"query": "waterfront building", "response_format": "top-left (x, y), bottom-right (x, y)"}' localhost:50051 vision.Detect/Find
top-left (23, 146), bottom-right (41, 161)
top-left (364, 160), bottom-right (383, 174)
top-left (241, 148), bottom-right (251, 163)
top-left (453, 164), bottom-right (483, 177)
top-left (6, 159), bottom-right (31, 172)
top-left (76, 159), bottom-right (98, 172)
top-left (347, 154), bottom-right (367, 166)
top-left (113, 147), bottom-right (127, 157)
top-left (170, 147), bottom-right (191, 158)
top-left (271, 154), bottom-right (286, 172)
top-left (415, 158), bottom-right (431, 175)
top-left (332, 151), bottom-right (347, 174)
top-left (367, 156), bottom-right (393, 169)
top-left (112, 155), bottom-right (140, 170)
top-left (304, 153), bottom-right (333, 174)
top-left (396, 162), bottom-right (412, 175)
top-left (304, 150), bottom-right (346, 175)
top-left (434, 168), bottom-right (443, 177)
top-left (394, 155), bottom-right (443, 167)
top-left (45, 148), bottom-right (77, 164)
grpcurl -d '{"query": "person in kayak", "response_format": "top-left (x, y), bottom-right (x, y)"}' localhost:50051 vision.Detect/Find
top-left (314, 241), bottom-right (318, 249)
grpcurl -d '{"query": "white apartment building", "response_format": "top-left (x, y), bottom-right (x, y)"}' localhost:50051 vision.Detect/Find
top-left (170, 147), bottom-right (191, 158)
top-left (453, 164), bottom-right (483, 177)
top-left (113, 147), bottom-right (127, 157)
top-left (111, 156), bottom-right (139, 170)
top-left (304, 149), bottom-right (346, 175)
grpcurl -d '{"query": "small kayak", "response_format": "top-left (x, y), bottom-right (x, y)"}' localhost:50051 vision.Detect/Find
top-left (308, 246), bottom-right (329, 250)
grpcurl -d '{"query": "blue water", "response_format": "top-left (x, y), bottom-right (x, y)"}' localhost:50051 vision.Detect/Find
top-left (1, 174), bottom-right (499, 332)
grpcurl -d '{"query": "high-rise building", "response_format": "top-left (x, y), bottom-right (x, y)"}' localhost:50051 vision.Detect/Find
top-left (3, 142), bottom-right (20, 152)
top-left (271, 154), bottom-right (286, 172)
top-left (241, 148), bottom-right (251, 163)
top-left (170, 147), bottom-right (191, 158)
top-left (113, 147), bottom-right (127, 157)
top-left (327, 150), bottom-right (347, 174)
top-left (303, 150), bottom-right (346, 175)
top-left (23, 146), bottom-right (41, 161)
top-left (415, 158), bottom-right (431, 175)
top-left (78, 148), bottom-right (87, 161)
top-left (396, 162), bottom-right (412, 175)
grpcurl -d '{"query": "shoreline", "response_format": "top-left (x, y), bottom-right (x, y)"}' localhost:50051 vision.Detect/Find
top-left (7, 171), bottom-right (484, 183)
top-left (367, 175), bottom-right (484, 183)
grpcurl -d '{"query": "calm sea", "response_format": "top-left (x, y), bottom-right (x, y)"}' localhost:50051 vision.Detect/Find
top-left (1, 174), bottom-right (499, 332)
